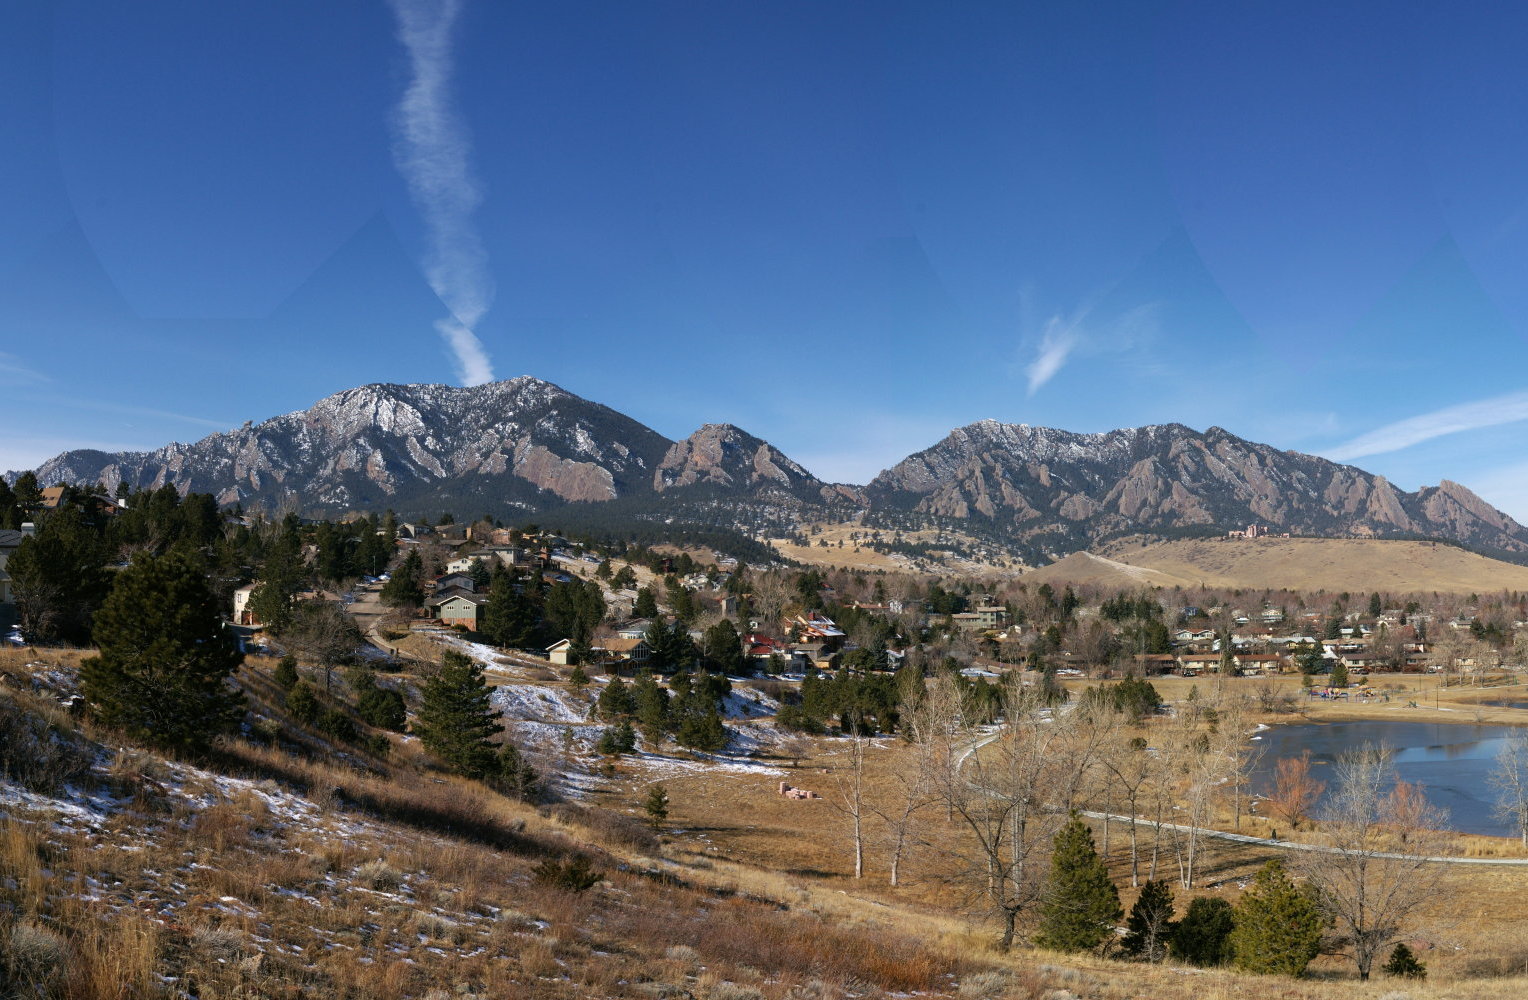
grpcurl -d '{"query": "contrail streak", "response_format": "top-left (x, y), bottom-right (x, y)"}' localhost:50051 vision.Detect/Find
top-left (388, 0), bottom-right (496, 385)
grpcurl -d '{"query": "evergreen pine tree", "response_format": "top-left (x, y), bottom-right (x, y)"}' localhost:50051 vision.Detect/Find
top-left (481, 568), bottom-right (537, 648)
top-left (1329, 660), bottom-right (1349, 689)
top-left (285, 681), bottom-right (320, 724)
top-left (567, 662), bottom-right (590, 692)
top-left (413, 650), bottom-right (504, 779)
top-left (81, 551), bottom-right (244, 752)
top-left (7, 507), bottom-right (110, 644)
top-left (643, 617), bottom-right (679, 673)
top-left (644, 783), bottom-right (669, 829)
top-left (380, 550), bottom-right (425, 608)
top-left (1034, 812), bottom-right (1122, 954)
top-left (702, 618), bottom-right (744, 675)
top-left (356, 684), bottom-right (407, 731)
top-left (633, 586), bottom-right (659, 619)
top-left (1168, 896), bottom-right (1236, 967)
top-left (1121, 879), bottom-right (1176, 962)
top-left (248, 526), bottom-right (306, 632)
top-left (1381, 942), bottom-right (1426, 979)
top-left (633, 673), bottom-right (671, 747)
top-left (596, 676), bottom-right (636, 721)
top-left (1229, 860), bottom-right (1324, 977)
top-left (674, 689), bottom-right (727, 752)
top-left (273, 654), bottom-right (299, 690)
top-left (494, 742), bottom-right (540, 801)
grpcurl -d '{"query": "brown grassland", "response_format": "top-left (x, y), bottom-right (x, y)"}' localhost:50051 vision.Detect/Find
top-left (10, 646), bottom-right (1528, 997)
top-left (1028, 536), bottom-right (1528, 594)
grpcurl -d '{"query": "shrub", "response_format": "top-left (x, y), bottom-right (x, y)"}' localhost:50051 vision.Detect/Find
top-left (284, 681), bottom-right (319, 724)
top-left (597, 723), bottom-right (637, 756)
top-left (357, 859), bottom-right (403, 891)
top-left (0, 696), bottom-right (93, 794)
top-left (1169, 896), bottom-right (1235, 966)
top-left (356, 685), bottom-right (407, 731)
top-left (4, 922), bottom-right (68, 987)
top-left (273, 655), bottom-right (299, 690)
top-left (531, 854), bottom-right (603, 893)
top-left (318, 708), bottom-right (357, 743)
top-left (1383, 942), bottom-right (1426, 979)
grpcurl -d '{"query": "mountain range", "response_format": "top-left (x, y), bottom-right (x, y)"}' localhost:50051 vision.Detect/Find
top-left (20, 377), bottom-right (1528, 565)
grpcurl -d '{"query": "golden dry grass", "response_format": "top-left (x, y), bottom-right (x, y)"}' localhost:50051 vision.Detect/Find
top-left (1027, 536), bottom-right (1528, 594)
top-left (771, 520), bottom-right (1028, 575)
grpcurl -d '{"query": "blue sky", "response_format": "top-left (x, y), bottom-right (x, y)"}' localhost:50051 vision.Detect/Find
top-left (7, 2), bottom-right (1528, 518)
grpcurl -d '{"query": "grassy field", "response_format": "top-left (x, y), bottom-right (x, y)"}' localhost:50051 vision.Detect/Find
top-left (15, 640), bottom-right (1528, 996)
top-left (1024, 536), bottom-right (1528, 594)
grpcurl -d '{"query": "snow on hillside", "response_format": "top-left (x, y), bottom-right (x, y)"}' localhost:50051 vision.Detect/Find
top-left (491, 684), bottom-right (590, 724)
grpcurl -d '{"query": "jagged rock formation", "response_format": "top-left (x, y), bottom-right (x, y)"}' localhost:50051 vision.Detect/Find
top-left (865, 421), bottom-right (1528, 558)
top-left (31, 378), bottom-right (674, 512)
top-left (654, 424), bottom-right (864, 507)
top-left (20, 384), bottom-right (1528, 562)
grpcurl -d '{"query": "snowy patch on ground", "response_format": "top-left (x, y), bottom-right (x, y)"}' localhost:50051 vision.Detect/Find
top-left (492, 684), bottom-right (590, 724)
top-left (722, 686), bottom-right (779, 720)
top-left (627, 748), bottom-right (785, 781)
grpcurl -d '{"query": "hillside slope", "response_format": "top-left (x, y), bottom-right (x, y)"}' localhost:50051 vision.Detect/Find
top-left (1024, 537), bottom-right (1528, 593)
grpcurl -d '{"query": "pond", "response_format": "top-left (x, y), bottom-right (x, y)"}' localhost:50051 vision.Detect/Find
top-left (1246, 720), bottom-right (1524, 837)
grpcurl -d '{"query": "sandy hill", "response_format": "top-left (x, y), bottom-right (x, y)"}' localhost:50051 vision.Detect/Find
top-left (1023, 537), bottom-right (1528, 594)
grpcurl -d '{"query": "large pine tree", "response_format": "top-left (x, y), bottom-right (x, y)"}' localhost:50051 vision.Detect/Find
top-left (1120, 879), bottom-right (1176, 962)
top-left (1229, 859), bottom-right (1324, 977)
top-left (413, 650), bottom-right (503, 779)
top-left (1034, 812), bottom-right (1122, 953)
top-left (81, 551), bottom-right (244, 752)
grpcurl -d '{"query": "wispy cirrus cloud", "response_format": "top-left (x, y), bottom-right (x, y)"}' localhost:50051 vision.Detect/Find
top-left (387, 0), bottom-right (496, 386)
top-left (1025, 313), bottom-right (1085, 394)
top-left (1022, 300), bottom-right (1160, 395)
top-left (1325, 389), bottom-right (1528, 462)
top-left (0, 353), bottom-right (48, 384)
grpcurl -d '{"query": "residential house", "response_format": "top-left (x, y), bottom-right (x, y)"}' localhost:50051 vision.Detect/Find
top-left (547, 638), bottom-right (575, 665)
top-left (789, 642), bottom-right (840, 672)
top-left (434, 572), bottom-right (476, 593)
top-left (949, 612), bottom-right (986, 633)
top-left (787, 612), bottom-right (846, 649)
top-left (974, 605), bottom-right (1009, 628)
top-left (1131, 653), bottom-right (1179, 676)
top-left (428, 591), bottom-right (489, 631)
top-left (232, 583), bottom-right (260, 626)
top-left (1177, 653), bottom-right (1224, 676)
top-left (600, 636), bottom-right (650, 666)
top-left (1233, 653), bottom-right (1289, 675)
top-left (615, 619), bottom-right (654, 640)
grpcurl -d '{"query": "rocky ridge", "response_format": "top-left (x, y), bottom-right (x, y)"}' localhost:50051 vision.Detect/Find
top-left (20, 381), bottom-right (1528, 563)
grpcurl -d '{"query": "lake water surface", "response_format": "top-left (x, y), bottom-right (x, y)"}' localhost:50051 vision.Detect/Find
top-left (1247, 720), bottom-right (1521, 837)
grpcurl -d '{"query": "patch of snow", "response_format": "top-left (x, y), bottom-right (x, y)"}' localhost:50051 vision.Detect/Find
top-left (492, 685), bottom-right (589, 724)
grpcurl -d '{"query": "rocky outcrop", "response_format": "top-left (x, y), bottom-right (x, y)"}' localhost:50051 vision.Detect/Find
top-left (19, 385), bottom-right (1527, 562)
top-left (654, 424), bottom-right (814, 494)
top-left (27, 378), bottom-right (672, 512)
top-left (866, 421), bottom-right (1528, 556)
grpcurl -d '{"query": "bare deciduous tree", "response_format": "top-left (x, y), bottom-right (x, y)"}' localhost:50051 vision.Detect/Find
top-left (1490, 728), bottom-right (1528, 847)
top-left (1266, 750), bottom-right (1325, 831)
top-left (826, 717), bottom-right (869, 880)
top-left (1292, 743), bottom-right (1448, 981)
top-left (918, 674), bottom-right (1080, 950)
